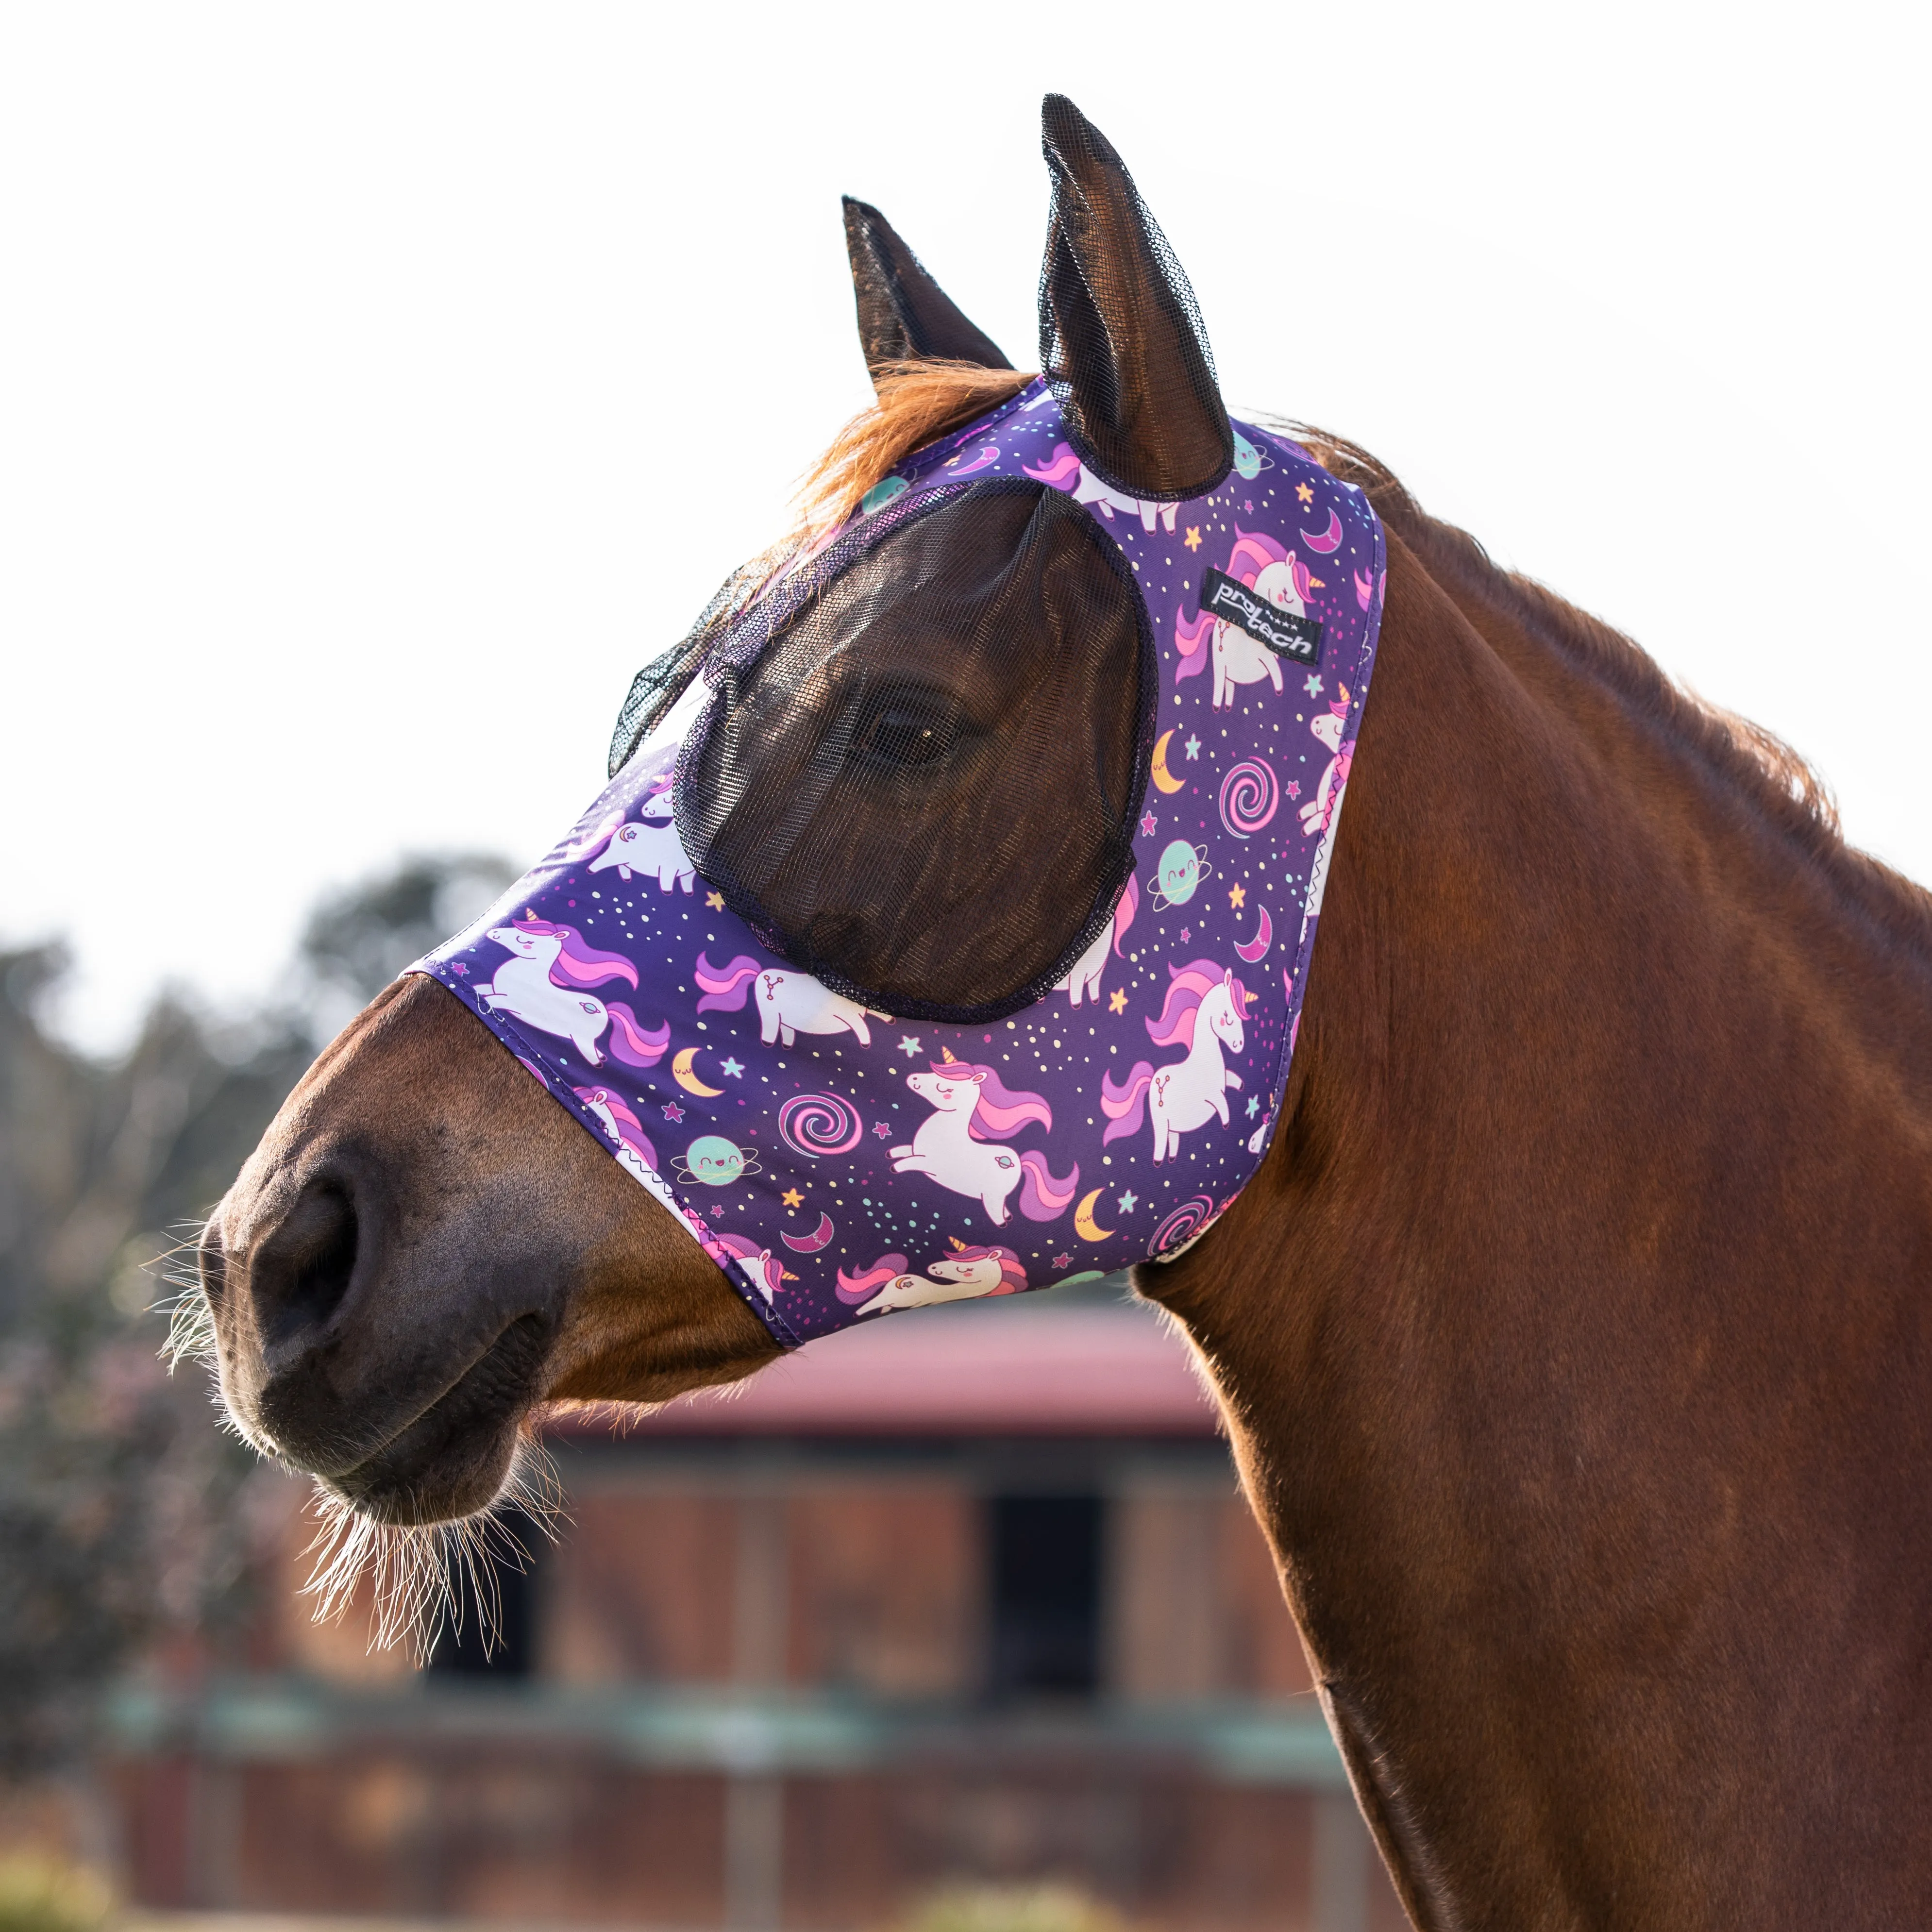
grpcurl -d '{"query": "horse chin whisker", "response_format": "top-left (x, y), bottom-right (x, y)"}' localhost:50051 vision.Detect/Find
top-left (299, 1440), bottom-right (569, 1663)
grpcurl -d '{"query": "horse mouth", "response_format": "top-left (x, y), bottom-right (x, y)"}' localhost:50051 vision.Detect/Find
top-left (323, 1311), bottom-right (554, 1525)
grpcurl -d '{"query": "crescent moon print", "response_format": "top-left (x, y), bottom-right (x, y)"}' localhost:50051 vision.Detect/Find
top-left (1074, 1188), bottom-right (1115, 1242)
top-left (1150, 729), bottom-right (1186, 794)
top-left (1235, 906), bottom-right (1273, 963)
top-left (1303, 509), bottom-right (1344, 554)
top-left (781, 1212), bottom-right (836, 1254)
top-left (672, 1045), bottom-right (725, 1097)
top-left (944, 444), bottom-right (999, 476)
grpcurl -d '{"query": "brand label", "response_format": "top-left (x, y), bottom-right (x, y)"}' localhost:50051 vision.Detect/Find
top-left (1199, 568), bottom-right (1324, 665)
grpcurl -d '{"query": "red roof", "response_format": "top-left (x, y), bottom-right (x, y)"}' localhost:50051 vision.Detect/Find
top-left (549, 1306), bottom-right (1220, 1439)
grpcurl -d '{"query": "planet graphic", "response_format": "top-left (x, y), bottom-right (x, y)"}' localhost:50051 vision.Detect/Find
top-left (1232, 429), bottom-right (1273, 481)
top-left (672, 1046), bottom-right (725, 1097)
top-left (1149, 729), bottom-right (1186, 795)
top-left (860, 475), bottom-right (909, 517)
top-left (676, 1135), bottom-right (756, 1186)
top-left (1152, 839), bottom-right (1209, 909)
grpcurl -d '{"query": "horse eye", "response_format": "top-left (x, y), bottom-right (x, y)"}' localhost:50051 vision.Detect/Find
top-left (849, 689), bottom-right (964, 769)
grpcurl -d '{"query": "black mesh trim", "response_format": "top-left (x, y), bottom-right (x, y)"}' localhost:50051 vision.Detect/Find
top-left (673, 477), bottom-right (1155, 1025)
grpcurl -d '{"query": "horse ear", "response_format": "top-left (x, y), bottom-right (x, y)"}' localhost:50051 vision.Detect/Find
top-left (1036, 95), bottom-right (1232, 501)
top-left (842, 196), bottom-right (1013, 389)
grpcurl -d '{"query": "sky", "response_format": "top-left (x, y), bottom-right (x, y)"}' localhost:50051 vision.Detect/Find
top-left (2, 2), bottom-right (1927, 1053)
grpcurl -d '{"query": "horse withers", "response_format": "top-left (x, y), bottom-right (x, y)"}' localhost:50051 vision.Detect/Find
top-left (196, 97), bottom-right (1932, 1928)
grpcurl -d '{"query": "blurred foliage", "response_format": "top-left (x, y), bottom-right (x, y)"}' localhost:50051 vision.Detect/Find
top-left (0, 1855), bottom-right (109, 1932)
top-left (0, 856), bottom-right (508, 1773)
top-left (897, 1884), bottom-right (1133, 1932)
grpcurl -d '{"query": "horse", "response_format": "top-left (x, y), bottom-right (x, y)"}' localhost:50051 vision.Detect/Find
top-left (889, 1060), bottom-right (1077, 1227)
top-left (1100, 962), bottom-right (1250, 1161)
top-left (193, 96), bottom-right (1932, 1927)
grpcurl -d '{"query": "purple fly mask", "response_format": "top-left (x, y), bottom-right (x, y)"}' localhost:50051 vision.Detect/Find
top-left (416, 99), bottom-right (1384, 1345)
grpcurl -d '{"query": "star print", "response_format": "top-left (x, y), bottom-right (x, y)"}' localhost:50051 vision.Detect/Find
top-left (1304, 673), bottom-right (1324, 697)
top-left (1179, 927), bottom-right (1191, 943)
top-left (452, 962), bottom-right (468, 975)
top-left (874, 1121), bottom-right (892, 1139)
top-left (1140, 811), bottom-right (1158, 837)
top-left (662, 1102), bottom-right (685, 1122)
top-left (899, 1034), bottom-right (922, 1057)
top-left (1245, 1095), bottom-right (1260, 1119)
top-left (1183, 734), bottom-right (1201, 760)
top-left (1118, 1190), bottom-right (1139, 1213)
top-left (706, 890), bottom-right (724, 909)
top-left (1053, 1253), bottom-right (1074, 1270)
top-left (1229, 885), bottom-right (1246, 908)
top-left (1109, 988), bottom-right (1128, 1014)
top-left (782, 1188), bottom-right (804, 1210)
top-left (720, 1056), bottom-right (744, 1078)
top-left (1295, 481), bottom-right (1314, 505)
top-left (1183, 526), bottom-right (1201, 551)
top-left (1286, 780), bottom-right (1302, 799)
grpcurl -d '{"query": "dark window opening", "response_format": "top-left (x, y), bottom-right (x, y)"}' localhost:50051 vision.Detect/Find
top-left (987, 1493), bottom-right (1104, 1698)
top-left (426, 1508), bottom-right (541, 1680)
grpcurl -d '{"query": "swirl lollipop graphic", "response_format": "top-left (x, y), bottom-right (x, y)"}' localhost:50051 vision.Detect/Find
top-left (778, 1092), bottom-right (864, 1158)
top-left (1148, 1194), bottom-right (1219, 1259)
top-left (1218, 759), bottom-right (1280, 840)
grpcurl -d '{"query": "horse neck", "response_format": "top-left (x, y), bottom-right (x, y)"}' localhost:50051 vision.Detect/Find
top-left (1143, 521), bottom-right (1932, 1923)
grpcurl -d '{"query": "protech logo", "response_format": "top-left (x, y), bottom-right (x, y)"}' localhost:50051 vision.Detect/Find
top-left (1199, 568), bottom-right (1324, 666)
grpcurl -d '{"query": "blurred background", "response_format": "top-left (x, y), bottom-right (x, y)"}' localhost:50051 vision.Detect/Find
top-left (0, 1), bottom-right (1924, 1929)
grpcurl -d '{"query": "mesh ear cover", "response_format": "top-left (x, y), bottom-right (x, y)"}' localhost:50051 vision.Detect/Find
top-left (843, 196), bottom-right (1013, 384)
top-left (678, 482), bottom-right (1152, 1021)
top-left (1037, 95), bottom-right (1233, 503)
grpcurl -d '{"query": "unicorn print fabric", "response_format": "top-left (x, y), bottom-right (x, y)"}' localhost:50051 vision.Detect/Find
top-left (416, 386), bottom-right (1384, 1346)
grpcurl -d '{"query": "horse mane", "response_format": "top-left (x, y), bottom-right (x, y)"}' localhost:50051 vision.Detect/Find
top-left (1282, 422), bottom-right (1932, 956)
top-left (791, 360), bottom-right (1039, 540)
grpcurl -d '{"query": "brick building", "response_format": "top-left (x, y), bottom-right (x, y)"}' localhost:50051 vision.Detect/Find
top-left (108, 1289), bottom-right (1404, 1930)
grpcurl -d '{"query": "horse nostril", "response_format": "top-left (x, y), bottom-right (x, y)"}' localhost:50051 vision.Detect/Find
top-left (250, 1176), bottom-right (361, 1353)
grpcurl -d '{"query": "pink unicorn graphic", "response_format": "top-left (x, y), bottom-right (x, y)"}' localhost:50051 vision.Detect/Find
top-left (1055, 874), bottom-right (1139, 1007)
top-left (584, 779), bottom-right (696, 894)
top-left (573, 1085), bottom-right (660, 1185)
top-left (890, 1058), bottom-right (1078, 1226)
top-left (1024, 441), bottom-right (1180, 534)
top-left (834, 1239), bottom-right (1028, 1316)
top-left (706, 1229), bottom-right (795, 1306)
top-left (1175, 527), bottom-right (1313, 708)
top-left (694, 953), bottom-right (889, 1047)
top-left (475, 919), bottom-right (668, 1068)
top-left (1101, 959), bottom-right (1252, 1161)
top-left (1299, 687), bottom-right (1355, 938)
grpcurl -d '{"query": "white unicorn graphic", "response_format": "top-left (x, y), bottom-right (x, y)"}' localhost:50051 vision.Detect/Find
top-left (1175, 529), bottom-right (1314, 710)
top-left (1056, 874), bottom-right (1139, 1007)
top-left (693, 952), bottom-right (888, 1047)
top-left (583, 783), bottom-right (695, 893)
top-left (1299, 691), bottom-right (1355, 938)
top-left (889, 1058), bottom-right (1078, 1226)
top-left (1101, 960), bottom-right (1251, 1162)
top-left (1025, 442), bottom-right (1179, 533)
top-left (473, 919), bottom-right (668, 1069)
top-left (835, 1240), bottom-right (1028, 1316)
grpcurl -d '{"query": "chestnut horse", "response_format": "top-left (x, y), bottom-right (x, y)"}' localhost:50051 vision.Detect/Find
top-left (198, 100), bottom-right (1932, 1927)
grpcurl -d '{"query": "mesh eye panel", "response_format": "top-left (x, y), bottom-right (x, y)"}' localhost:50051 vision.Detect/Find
top-left (677, 481), bottom-right (1152, 1022)
top-left (1037, 95), bottom-right (1232, 504)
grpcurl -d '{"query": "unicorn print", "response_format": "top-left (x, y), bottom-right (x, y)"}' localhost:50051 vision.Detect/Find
top-left (835, 1240), bottom-right (1028, 1316)
top-left (1056, 874), bottom-right (1139, 1006)
top-left (694, 953), bottom-right (889, 1047)
top-left (707, 1229), bottom-right (794, 1305)
top-left (586, 781), bottom-right (695, 894)
top-left (1175, 528), bottom-right (1313, 709)
top-left (1299, 689), bottom-right (1355, 936)
top-left (475, 920), bottom-right (669, 1068)
top-left (573, 1086), bottom-right (660, 1188)
top-left (1101, 959), bottom-right (1251, 1161)
top-left (1025, 441), bottom-right (1180, 534)
top-left (890, 1059), bottom-right (1078, 1226)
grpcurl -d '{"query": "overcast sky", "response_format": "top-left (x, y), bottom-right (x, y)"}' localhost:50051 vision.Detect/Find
top-left (3, 2), bottom-right (1926, 1051)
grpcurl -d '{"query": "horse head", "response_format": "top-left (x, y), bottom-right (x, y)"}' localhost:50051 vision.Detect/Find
top-left (197, 95), bottom-right (1231, 1548)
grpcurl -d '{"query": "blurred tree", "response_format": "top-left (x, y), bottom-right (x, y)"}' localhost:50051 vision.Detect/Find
top-left (0, 853), bottom-right (512, 1771)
